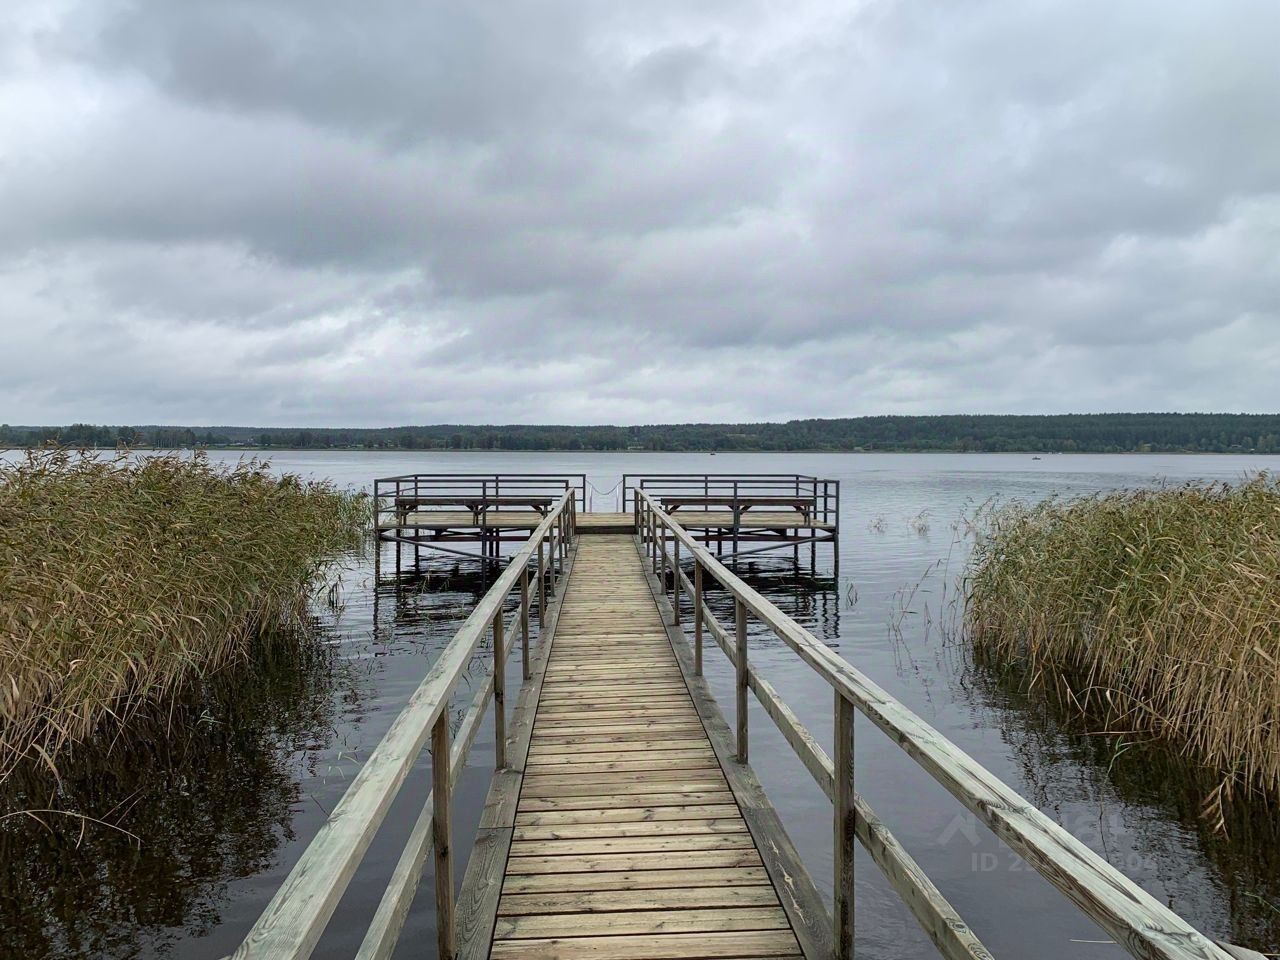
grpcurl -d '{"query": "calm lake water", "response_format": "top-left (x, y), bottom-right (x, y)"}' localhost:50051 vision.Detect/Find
top-left (3, 451), bottom-right (1278, 958)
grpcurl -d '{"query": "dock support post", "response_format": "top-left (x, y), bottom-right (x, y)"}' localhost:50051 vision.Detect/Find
top-left (493, 611), bottom-right (506, 769)
top-left (735, 597), bottom-right (748, 764)
top-left (520, 566), bottom-right (530, 681)
top-left (694, 560), bottom-right (703, 676)
top-left (431, 714), bottom-right (454, 960)
top-left (672, 538), bottom-right (681, 625)
top-left (834, 691), bottom-right (856, 959)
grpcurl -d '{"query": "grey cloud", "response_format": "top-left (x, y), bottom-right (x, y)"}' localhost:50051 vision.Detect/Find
top-left (0, 0), bottom-right (1277, 426)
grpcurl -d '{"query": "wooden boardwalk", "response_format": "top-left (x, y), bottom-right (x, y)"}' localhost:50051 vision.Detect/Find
top-left (491, 535), bottom-right (803, 960)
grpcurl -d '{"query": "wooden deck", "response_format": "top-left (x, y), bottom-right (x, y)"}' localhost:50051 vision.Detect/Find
top-left (490, 535), bottom-right (803, 959)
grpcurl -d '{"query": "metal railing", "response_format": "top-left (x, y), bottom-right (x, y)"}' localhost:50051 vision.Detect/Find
top-left (637, 490), bottom-right (1232, 960)
top-left (621, 474), bottom-right (839, 527)
top-left (231, 492), bottom-right (577, 960)
top-left (374, 473), bottom-right (588, 525)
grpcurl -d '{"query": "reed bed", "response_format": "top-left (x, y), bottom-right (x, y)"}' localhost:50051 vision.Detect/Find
top-left (0, 449), bottom-right (366, 779)
top-left (966, 475), bottom-right (1280, 806)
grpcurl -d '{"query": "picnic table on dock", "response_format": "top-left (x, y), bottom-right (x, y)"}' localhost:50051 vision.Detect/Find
top-left (394, 495), bottom-right (557, 526)
top-left (658, 494), bottom-right (816, 526)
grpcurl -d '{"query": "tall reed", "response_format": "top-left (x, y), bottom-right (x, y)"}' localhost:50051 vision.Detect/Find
top-left (966, 475), bottom-right (1280, 805)
top-left (0, 449), bottom-right (367, 778)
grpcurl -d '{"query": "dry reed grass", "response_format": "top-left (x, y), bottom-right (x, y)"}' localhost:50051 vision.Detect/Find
top-left (0, 449), bottom-right (366, 779)
top-left (966, 475), bottom-right (1280, 809)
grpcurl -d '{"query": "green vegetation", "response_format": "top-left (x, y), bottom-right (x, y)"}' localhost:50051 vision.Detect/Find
top-left (0, 450), bottom-right (366, 779)
top-left (966, 475), bottom-right (1280, 805)
top-left (3, 412), bottom-right (1280, 453)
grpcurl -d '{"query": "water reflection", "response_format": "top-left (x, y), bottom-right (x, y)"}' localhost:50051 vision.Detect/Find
top-left (693, 555), bottom-right (842, 645)
top-left (964, 652), bottom-right (1280, 952)
top-left (0, 638), bottom-right (349, 959)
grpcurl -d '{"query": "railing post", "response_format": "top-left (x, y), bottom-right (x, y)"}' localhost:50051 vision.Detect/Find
top-left (735, 597), bottom-right (748, 763)
top-left (694, 560), bottom-right (703, 676)
top-left (431, 713), bottom-right (454, 960)
top-left (834, 691), bottom-right (856, 959)
top-left (493, 611), bottom-right (506, 769)
top-left (538, 538), bottom-right (547, 622)
top-left (673, 536), bottom-right (681, 625)
top-left (660, 520), bottom-right (668, 593)
top-left (549, 519), bottom-right (558, 584)
top-left (549, 516), bottom-right (557, 576)
top-left (520, 566), bottom-right (530, 681)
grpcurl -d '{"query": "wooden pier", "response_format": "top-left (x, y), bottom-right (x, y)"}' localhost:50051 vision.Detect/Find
top-left (232, 474), bottom-right (1251, 960)
top-left (491, 534), bottom-right (805, 959)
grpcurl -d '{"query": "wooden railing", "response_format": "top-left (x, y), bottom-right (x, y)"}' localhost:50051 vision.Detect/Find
top-left (230, 492), bottom-right (577, 960)
top-left (637, 490), bottom-right (1232, 960)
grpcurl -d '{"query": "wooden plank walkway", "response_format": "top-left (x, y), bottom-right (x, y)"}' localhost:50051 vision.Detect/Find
top-left (490, 535), bottom-right (803, 960)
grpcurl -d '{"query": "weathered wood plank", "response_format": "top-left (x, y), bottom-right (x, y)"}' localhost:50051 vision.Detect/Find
top-left (513, 818), bottom-right (748, 841)
top-left (505, 848), bottom-right (763, 874)
top-left (508, 833), bottom-right (757, 857)
top-left (501, 865), bottom-right (771, 894)
top-left (489, 930), bottom-right (800, 960)
top-left (455, 827), bottom-right (512, 960)
top-left (494, 906), bottom-right (791, 939)
top-left (515, 804), bottom-right (743, 827)
top-left (517, 791), bottom-right (736, 812)
top-left (498, 885), bottom-right (780, 916)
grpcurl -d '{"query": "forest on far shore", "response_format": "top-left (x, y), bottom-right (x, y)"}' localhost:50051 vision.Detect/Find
top-left (3, 414), bottom-right (1279, 454)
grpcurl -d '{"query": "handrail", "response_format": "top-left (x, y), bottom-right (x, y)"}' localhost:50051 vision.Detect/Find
top-left (638, 490), bottom-right (1230, 960)
top-left (232, 491), bottom-right (577, 960)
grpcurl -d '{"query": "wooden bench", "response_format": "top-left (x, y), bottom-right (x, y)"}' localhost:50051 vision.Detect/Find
top-left (657, 494), bottom-right (816, 526)
top-left (394, 495), bottom-right (557, 526)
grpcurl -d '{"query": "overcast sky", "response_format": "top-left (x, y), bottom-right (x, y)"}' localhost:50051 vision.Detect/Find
top-left (1, 1), bottom-right (1277, 426)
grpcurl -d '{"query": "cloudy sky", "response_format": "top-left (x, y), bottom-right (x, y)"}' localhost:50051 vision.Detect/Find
top-left (1, 0), bottom-right (1277, 426)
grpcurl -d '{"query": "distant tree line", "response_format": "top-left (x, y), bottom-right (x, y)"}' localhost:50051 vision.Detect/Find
top-left (2, 414), bottom-right (1279, 453)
